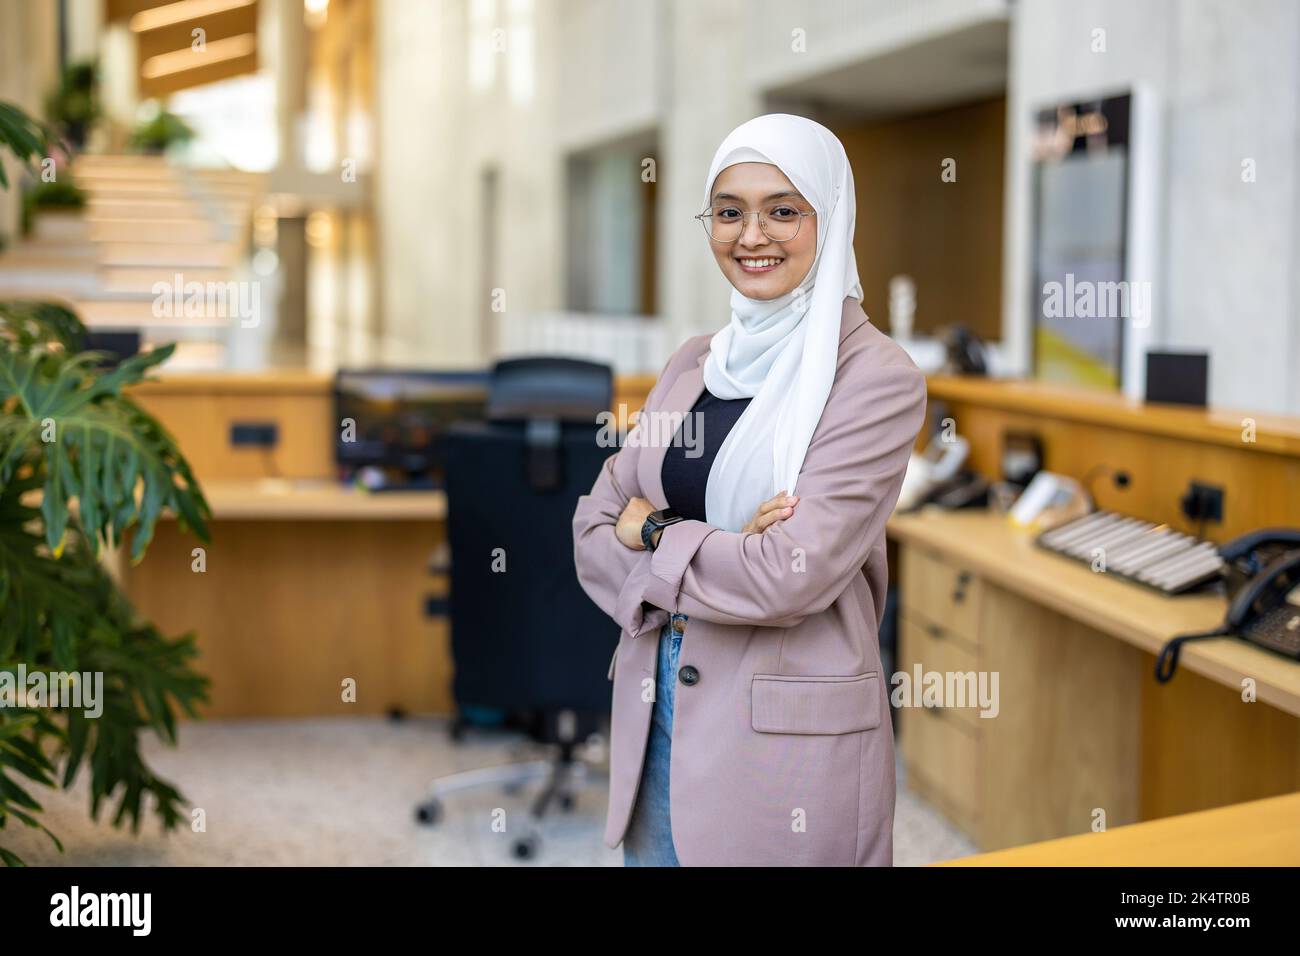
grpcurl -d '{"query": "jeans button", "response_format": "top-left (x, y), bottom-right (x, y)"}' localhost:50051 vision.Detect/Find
top-left (678, 665), bottom-right (699, 686)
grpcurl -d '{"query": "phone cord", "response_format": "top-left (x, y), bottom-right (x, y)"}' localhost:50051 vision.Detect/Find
top-left (1154, 627), bottom-right (1229, 683)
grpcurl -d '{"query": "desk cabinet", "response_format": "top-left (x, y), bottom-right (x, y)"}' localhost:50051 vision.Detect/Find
top-left (121, 485), bottom-right (451, 719)
top-left (899, 542), bottom-right (1141, 850)
top-left (894, 523), bottom-right (1300, 852)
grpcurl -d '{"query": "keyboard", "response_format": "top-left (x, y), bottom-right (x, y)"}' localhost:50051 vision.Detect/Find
top-left (1035, 510), bottom-right (1225, 595)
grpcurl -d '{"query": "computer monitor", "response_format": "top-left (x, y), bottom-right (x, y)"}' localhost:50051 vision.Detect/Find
top-left (334, 369), bottom-right (489, 489)
top-left (85, 330), bottom-right (142, 368)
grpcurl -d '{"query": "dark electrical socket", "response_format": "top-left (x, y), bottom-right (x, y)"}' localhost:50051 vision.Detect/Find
top-left (230, 422), bottom-right (279, 448)
top-left (1180, 480), bottom-right (1224, 524)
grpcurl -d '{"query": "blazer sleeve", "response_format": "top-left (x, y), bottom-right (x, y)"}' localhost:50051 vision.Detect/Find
top-left (571, 344), bottom-right (693, 633)
top-left (635, 361), bottom-right (928, 629)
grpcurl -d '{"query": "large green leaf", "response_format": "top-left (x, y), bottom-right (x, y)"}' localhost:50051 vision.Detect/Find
top-left (0, 341), bottom-right (210, 559)
top-left (0, 301), bottom-right (86, 352)
top-left (0, 296), bottom-right (211, 865)
top-left (0, 101), bottom-right (64, 190)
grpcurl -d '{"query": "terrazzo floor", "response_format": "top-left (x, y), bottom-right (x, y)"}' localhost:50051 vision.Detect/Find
top-left (4, 716), bottom-right (977, 866)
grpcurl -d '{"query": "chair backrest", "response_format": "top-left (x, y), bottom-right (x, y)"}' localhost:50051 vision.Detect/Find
top-left (444, 357), bottom-right (617, 716)
top-left (487, 357), bottom-right (612, 423)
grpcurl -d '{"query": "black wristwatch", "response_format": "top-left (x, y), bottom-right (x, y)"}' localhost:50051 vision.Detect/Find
top-left (641, 508), bottom-right (683, 552)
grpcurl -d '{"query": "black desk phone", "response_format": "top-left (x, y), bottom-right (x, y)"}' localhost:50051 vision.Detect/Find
top-left (1155, 528), bottom-right (1300, 682)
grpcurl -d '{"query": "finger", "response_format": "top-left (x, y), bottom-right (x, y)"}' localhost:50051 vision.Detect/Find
top-left (755, 505), bottom-right (795, 532)
top-left (756, 492), bottom-right (792, 516)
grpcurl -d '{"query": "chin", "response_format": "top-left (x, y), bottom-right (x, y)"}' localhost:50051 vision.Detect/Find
top-left (731, 272), bottom-right (792, 301)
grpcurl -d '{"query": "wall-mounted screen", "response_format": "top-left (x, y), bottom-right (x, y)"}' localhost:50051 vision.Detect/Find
top-left (1030, 93), bottom-right (1133, 389)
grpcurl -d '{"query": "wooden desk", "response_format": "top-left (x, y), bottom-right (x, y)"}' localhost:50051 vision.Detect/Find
top-left (122, 481), bottom-right (450, 719)
top-left (940, 792), bottom-right (1300, 866)
top-left (121, 365), bottom-right (655, 719)
top-left (886, 508), bottom-right (1300, 853)
top-left (922, 376), bottom-right (1300, 543)
top-left (167, 479), bottom-right (447, 522)
top-left (887, 509), bottom-right (1300, 717)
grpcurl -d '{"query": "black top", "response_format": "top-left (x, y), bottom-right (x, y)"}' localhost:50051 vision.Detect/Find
top-left (660, 388), bottom-right (753, 522)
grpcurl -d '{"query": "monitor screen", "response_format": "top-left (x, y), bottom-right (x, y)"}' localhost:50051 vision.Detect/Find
top-left (334, 369), bottom-right (489, 488)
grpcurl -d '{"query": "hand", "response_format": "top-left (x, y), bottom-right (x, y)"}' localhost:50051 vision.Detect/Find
top-left (742, 491), bottom-right (798, 535)
top-left (615, 496), bottom-right (656, 550)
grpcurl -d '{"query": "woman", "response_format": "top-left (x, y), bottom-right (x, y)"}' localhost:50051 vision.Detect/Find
top-left (572, 113), bottom-right (927, 866)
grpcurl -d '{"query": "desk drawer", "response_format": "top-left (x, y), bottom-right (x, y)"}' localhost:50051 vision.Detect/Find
top-left (900, 702), bottom-right (981, 832)
top-left (898, 614), bottom-right (984, 729)
top-left (900, 544), bottom-right (983, 644)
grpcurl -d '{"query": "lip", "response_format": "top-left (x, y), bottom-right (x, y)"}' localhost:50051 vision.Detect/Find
top-left (735, 256), bottom-right (784, 274)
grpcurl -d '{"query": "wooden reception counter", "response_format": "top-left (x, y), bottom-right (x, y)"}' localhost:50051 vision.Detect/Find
top-left (887, 372), bottom-right (1300, 853)
top-left (122, 482), bottom-right (451, 719)
top-left (121, 369), bottom-right (648, 719)
top-left (888, 508), bottom-right (1300, 854)
top-left (121, 368), bottom-right (1300, 736)
top-left (940, 791), bottom-right (1300, 866)
top-left (112, 366), bottom-right (1300, 863)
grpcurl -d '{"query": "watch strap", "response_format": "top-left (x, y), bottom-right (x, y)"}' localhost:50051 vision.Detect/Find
top-left (641, 509), bottom-right (683, 551)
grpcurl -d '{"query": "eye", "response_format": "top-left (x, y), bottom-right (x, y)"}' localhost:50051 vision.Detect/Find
top-left (767, 205), bottom-right (800, 220)
top-left (714, 206), bottom-right (742, 220)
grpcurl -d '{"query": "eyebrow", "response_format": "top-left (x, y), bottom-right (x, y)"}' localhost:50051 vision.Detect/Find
top-left (711, 190), bottom-right (804, 203)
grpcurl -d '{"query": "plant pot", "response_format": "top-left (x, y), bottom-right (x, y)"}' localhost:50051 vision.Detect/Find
top-left (30, 208), bottom-right (88, 242)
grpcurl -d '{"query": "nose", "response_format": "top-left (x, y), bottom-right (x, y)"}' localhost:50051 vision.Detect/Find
top-left (738, 213), bottom-right (768, 248)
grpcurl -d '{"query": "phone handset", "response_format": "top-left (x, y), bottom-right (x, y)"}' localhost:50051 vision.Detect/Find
top-left (1156, 532), bottom-right (1300, 683)
top-left (1226, 548), bottom-right (1300, 630)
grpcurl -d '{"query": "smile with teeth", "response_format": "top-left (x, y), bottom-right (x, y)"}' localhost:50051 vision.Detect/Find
top-left (736, 256), bottom-right (784, 271)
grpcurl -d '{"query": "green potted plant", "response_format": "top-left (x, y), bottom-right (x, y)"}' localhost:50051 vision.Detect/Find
top-left (44, 61), bottom-right (100, 152)
top-left (129, 104), bottom-right (195, 155)
top-left (0, 102), bottom-right (212, 866)
top-left (20, 177), bottom-right (86, 237)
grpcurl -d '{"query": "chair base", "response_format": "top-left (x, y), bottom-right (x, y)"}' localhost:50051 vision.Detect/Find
top-left (414, 722), bottom-right (609, 862)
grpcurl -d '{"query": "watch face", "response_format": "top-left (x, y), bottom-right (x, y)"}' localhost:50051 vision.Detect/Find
top-left (652, 508), bottom-right (682, 525)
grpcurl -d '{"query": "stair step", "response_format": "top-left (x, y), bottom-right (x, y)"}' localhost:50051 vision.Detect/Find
top-left (0, 241), bottom-right (100, 264)
top-left (88, 197), bottom-right (207, 217)
top-left (100, 265), bottom-right (232, 292)
top-left (76, 298), bottom-right (234, 330)
top-left (13, 155), bottom-right (266, 367)
top-left (86, 218), bottom-right (220, 243)
top-left (97, 242), bottom-right (237, 268)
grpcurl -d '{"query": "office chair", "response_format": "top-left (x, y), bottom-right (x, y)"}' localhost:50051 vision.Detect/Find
top-left (414, 357), bottom-right (618, 860)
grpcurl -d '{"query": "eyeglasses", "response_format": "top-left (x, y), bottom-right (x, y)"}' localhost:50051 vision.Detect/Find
top-left (695, 202), bottom-right (816, 243)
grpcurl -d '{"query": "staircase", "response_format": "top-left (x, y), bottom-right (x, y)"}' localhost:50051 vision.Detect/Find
top-left (0, 154), bottom-right (266, 368)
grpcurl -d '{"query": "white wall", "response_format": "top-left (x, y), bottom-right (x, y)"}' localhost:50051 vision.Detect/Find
top-left (373, 0), bottom-right (1300, 414)
top-left (375, 0), bottom-right (477, 365)
top-left (1004, 0), bottom-right (1300, 413)
top-left (374, 0), bottom-right (1013, 368)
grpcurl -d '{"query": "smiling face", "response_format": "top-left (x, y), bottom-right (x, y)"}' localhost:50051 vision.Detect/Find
top-left (706, 162), bottom-right (817, 301)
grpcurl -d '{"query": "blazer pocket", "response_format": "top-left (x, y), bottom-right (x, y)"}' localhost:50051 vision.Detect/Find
top-left (751, 672), bottom-right (881, 735)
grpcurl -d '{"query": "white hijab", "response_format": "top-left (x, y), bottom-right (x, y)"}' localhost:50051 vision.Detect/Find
top-left (701, 113), bottom-right (862, 532)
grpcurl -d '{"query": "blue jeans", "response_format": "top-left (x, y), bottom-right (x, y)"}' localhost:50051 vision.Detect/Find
top-left (622, 612), bottom-right (687, 867)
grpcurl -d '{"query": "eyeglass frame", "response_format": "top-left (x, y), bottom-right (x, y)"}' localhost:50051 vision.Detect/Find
top-left (694, 203), bottom-right (816, 243)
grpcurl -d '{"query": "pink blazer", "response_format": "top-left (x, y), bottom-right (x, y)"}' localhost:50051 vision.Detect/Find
top-left (571, 296), bottom-right (927, 866)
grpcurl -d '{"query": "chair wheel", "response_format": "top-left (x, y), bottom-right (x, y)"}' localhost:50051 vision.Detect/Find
top-left (512, 835), bottom-right (538, 860)
top-left (387, 707), bottom-right (406, 722)
top-left (415, 800), bottom-right (442, 825)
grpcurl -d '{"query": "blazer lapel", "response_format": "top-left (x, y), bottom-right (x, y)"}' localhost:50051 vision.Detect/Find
top-left (637, 351), bottom-right (707, 510)
top-left (634, 297), bottom-right (863, 509)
